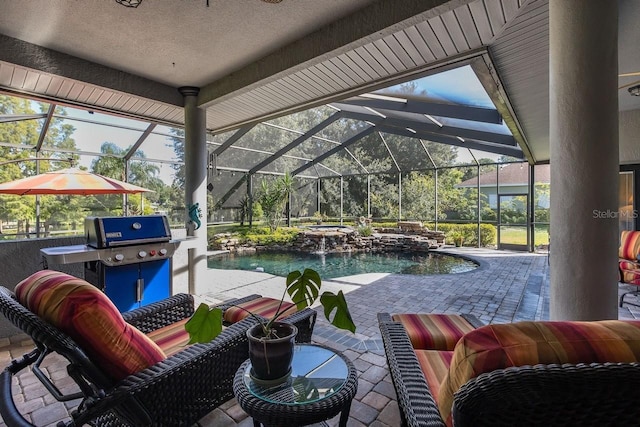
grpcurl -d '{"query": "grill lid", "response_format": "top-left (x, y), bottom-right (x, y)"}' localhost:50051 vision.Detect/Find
top-left (86, 215), bottom-right (172, 248)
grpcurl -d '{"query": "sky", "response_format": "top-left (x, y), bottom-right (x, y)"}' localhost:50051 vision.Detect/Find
top-left (27, 63), bottom-right (514, 182)
top-left (60, 107), bottom-right (180, 183)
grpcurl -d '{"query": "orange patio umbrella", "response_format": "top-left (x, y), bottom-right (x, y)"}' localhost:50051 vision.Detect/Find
top-left (0, 168), bottom-right (152, 195)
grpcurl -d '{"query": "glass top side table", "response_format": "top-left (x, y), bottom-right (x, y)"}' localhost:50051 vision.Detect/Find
top-left (233, 343), bottom-right (358, 427)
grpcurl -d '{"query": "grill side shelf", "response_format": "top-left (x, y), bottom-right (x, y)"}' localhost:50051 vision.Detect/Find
top-left (40, 245), bottom-right (102, 265)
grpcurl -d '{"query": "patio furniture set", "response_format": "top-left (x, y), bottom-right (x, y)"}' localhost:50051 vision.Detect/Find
top-left (618, 230), bottom-right (640, 307)
top-left (4, 229), bottom-right (640, 427)
top-left (0, 270), bottom-right (323, 426)
top-left (378, 311), bottom-right (640, 426)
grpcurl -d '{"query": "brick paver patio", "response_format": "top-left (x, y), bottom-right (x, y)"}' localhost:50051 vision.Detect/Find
top-left (2, 247), bottom-right (638, 426)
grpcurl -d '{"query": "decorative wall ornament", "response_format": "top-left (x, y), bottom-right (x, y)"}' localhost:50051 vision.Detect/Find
top-left (188, 202), bottom-right (202, 230)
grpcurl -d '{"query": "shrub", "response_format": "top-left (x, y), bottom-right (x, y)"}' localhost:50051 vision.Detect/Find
top-left (357, 225), bottom-right (373, 237)
top-left (425, 223), bottom-right (496, 247)
top-left (210, 226), bottom-right (300, 248)
top-left (374, 222), bottom-right (399, 229)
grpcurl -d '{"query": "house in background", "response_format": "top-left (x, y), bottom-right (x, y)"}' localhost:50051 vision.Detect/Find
top-left (458, 163), bottom-right (636, 244)
top-left (456, 163), bottom-right (550, 251)
top-left (457, 163), bottom-right (550, 210)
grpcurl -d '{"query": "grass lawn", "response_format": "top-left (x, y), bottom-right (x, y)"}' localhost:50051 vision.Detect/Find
top-left (500, 226), bottom-right (549, 245)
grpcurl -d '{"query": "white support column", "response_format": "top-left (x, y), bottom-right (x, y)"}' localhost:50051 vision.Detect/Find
top-left (477, 164), bottom-right (481, 248)
top-left (247, 174), bottom-right (253, 226)
top-left (367, 174), bottom-right (371, 218)
top-left (398, 173), bottom-right (402, 221)
top-left (549, 0), bottom-right (618, 320)
top-left (434, 169), bottom-right (439, 230)
top-left (317, 179), bottom-right (321, 214)
top-left (179, 87), bottom-right (208, 296)
top-left (340, 176), bottom-right (344, 225)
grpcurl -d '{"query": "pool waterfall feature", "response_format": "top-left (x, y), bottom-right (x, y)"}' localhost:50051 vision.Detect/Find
top-left (209, 226), bottom-right (478, 278)
top-left (212, 225), bottom-right (444, 255)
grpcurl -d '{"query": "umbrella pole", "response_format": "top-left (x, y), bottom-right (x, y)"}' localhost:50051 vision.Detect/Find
top-left (36, 195), bottom-right (40, 238)
top-left (35, 157), bottom-right (40, 238)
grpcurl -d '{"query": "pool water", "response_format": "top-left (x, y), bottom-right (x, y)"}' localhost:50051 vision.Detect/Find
top-left (208, 251), bottom-right (477, 279)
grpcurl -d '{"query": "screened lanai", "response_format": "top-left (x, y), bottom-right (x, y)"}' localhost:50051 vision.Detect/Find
top-left (0, 62), bottom-right (551, 250)
top-left (0, 0), bottom-right (632, 372)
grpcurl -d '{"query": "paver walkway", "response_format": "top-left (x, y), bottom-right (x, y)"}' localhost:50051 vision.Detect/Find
top-left (1, 247), bottom-right (639, 426)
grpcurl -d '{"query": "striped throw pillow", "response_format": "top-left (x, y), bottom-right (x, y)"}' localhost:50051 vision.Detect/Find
top-left (620, 230), bottom-right (640, 260)
top-left (392, 313), bottom-right (475, 351)
top-left (15, 270), bottom-right (166, 381)
top-left (437, 320), bottom-right (640, 424)
top-left (223, 296), bottom-right (297, 324)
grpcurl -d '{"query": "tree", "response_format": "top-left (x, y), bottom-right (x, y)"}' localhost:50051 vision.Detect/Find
top-left (170, 128), bottom-right (185, 188)
top-left (402, 172), bottom-right (436, 221)
top-left (90, 142), bottom-right (161, 215)
top-left (256, 173), bottom-right (293, 232)
top-left (0, 96), bottom-right (79, 237)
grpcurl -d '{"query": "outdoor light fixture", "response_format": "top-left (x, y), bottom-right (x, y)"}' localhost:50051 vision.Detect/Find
top-left (629, 84), bottom-right (640, 96)
top-left (115, 0), bottom-right (142, 7)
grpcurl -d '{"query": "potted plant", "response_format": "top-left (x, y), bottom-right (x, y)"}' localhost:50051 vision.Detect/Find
top-left (185, 268), bottom-right (355, 383)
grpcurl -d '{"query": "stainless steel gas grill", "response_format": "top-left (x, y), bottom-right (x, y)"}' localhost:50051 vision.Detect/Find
top-left (41, 215), bottom-right (180, 312)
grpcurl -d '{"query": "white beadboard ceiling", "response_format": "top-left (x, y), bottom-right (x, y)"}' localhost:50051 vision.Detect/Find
top-left (0, 0), bottom-right (638, 164)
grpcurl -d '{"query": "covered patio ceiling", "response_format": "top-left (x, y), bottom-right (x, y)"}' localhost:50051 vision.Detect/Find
top-left (0, 0), bottom-right (639, 166)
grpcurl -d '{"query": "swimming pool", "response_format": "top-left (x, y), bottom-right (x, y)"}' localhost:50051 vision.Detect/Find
top-left (208, 251), bottom-right (478, 279)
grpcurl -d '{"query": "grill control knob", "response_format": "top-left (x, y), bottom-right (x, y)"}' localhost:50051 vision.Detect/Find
top-left (159, 248), bottom-right (168, 256)
top-left (138, 250), bottom-right (147, 259)
top-left (114, 253), bottom-right (125, 262)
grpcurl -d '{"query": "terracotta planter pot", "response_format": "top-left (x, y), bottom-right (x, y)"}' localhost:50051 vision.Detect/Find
top-left (247, 322), bottom-right (298, 382)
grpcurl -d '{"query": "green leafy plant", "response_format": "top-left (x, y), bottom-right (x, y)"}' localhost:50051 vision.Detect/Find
top-left (256, 173), bottom-right (293, 232)
top-left (312, 211), bottom-right (326, 224)
top-left (185, 268), bottom-right (356, 343)
top-left (448, 230), bottom-right (464, 246)
top-left (357, 225), bottom-right (373, 237)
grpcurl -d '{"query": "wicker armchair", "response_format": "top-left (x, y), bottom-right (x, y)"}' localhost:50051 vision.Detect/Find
top-left (379, 319), bottom-right (640, 427)
top-left (0, 287), bottom-right (258, 426)
top-left (618, 230), bottom-right (640, 307)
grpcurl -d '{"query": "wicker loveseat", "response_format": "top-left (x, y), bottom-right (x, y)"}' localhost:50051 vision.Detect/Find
top-left (0, 270), bottom-right (315, 426)
top-left (379, 313), bottom-right (640, 427)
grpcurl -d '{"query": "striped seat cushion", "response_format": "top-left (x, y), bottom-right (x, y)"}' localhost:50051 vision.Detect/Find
top-left (415, 350), bottom-right (453, 403)
top-left (620, 260), bottom-right (640, 271)
top-left (146, 319), bottom-right (228, 356)
top-left (620, 230), bottom-right (640, 260)
top-left (392, 313), bottom-right (475, 351)
top-left (437, 320), bottom-right (640, 424)
top-left (147, 318), bottom-right (191, 356)
top-left (621, 268), bottom-right (640, 285)
top-left (15, 270), bottom-right (166, 381)
top-left (223, 296), bottom-right (297, 324)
